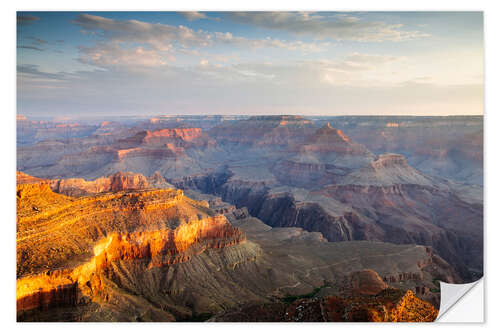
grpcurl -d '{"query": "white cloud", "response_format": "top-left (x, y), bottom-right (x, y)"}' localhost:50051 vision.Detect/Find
top-left (182, 12), bottom-right (208, 21)
top-left (334, 14), bottom-right (360, 23)
top-left (71, 14), bottom-right (333, 69)
top-left (180, 12), bottom-right (220, 22)
top-left (73, 14), bottom-right (210, 51)
top-left (214, 32), bottom-right (329, 52)
top-left (72, 14), bottom-right (211, 68)
top-left (78, 43), bottom-right (170, 68)
top-left (230, 12), bottom-right (430, 42)
top-left (17, 61), bottom-right (483, 116)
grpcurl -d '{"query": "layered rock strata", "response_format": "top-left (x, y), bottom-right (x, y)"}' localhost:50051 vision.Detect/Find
top-left (17, 170), bottom-right (173, 197)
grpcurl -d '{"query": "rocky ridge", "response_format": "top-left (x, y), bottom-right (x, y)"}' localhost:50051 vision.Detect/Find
top-left (16, 182), bottom-right (252, 320)
top-left (17, 170), bottom-right (173, 197)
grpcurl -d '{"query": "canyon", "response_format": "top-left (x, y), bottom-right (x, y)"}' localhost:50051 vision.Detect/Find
top-left (17, 180), bottom-right (453, 321)
top-left (16, 114), bottom-right (482, 321)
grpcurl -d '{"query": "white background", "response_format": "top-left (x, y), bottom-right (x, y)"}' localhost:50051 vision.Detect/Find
top-left (1, 0), bottom-right (498, 331)
top-left (439, 279), bottom-right (484, 322)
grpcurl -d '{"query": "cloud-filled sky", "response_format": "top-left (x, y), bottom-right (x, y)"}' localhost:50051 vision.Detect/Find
top-left (17, 11), bottom-right (484, 117)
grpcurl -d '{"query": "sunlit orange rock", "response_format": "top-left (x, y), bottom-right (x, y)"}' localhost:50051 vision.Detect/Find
top-left (323, 288), bottom-right (438, 322)
top-left (300, 123), bottom-right (370, 154)
top-left (143, 128), bottom-right (203, 144)
top-left (389, 290), bottom-right (439, 322)
top-left (17, 170), bottom-right (172, 197)
top-left (16, 181), bottom-right (245, 316)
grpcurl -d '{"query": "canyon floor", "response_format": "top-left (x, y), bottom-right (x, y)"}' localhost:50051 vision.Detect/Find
top-left (16, 115), bottom-right (483, 322)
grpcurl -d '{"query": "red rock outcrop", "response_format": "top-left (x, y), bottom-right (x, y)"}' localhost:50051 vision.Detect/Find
top-left (110, 127), bottom-right (213, 162)
top-left (323, 288), bottom-right (438, 322)
top-left (343, 270), bottom-right (389, 296)
top-left (17, 183), bottom-right (188, 277)
top-left (210, 115), bottom-right (315, 146)
top-left (108, 172), bottom-right (149, 192)
top-left (309, 122), bottom-right (352, 144)
top-left (94, 216), bottom-right (244, 270)
top-left (17, 215), bottom-right (245, 313)
top-left (215, 287), bottom-right (439, 322)
top-left (116, 128), bottom-right (207, 147)
top-left (116, 147), bottom-right (178, 160)
top-left (389, 290), bottom-right (439, 322)
top-left (16, 183), bottom-right (245, 314)
top-left (143, 128), bottom-right (203, 144)
top-left (49, 172), bottom-right (149, 196)
top-left (299, 123), bottom-right (370, 155)
top-left (17, 171), bottom-right (172, 197)
top-left (16, 171), bottom-right (46, 184)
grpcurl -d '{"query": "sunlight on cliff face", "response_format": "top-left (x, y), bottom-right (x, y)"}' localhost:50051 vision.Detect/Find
top-left (144, 128), bottom-right (203, 143)
top-left (335, 129), bottom-right (352, 143)
top-left (93, 236), bottom-right (114, 257)
top-left (17, 214), bottom-right (245, 313)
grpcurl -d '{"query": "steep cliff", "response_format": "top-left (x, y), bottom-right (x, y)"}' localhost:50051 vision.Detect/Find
top-left (339, 153), bottom-right (434, 186)
top-left (209, 115), bottom-right (316, 146)
top-left (17, 170), bottom-right (174, 197)
top-left (332, 116), bottom-right (483, 185)
top-left (17, 182), bottom-right (222, 277)
top-left (172, 169), bottom-right (478, 281)
top-left (270, 124), bottom-right (376, 187)
top-left (301, 123), bottom-right (370, 155)
top-left (16, 183), bottom-right (255, 320)
top-left (17, 215), bottom-right (246, 313)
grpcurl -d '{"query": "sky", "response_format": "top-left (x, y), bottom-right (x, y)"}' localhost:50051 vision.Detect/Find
top-left (16, 11), bottom-right (484, 117)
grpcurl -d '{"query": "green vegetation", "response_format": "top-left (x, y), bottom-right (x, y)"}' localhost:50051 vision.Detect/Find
top-left (430, 279), bottom-right (441, 293)
top-left (282, 285), bottom-right (326, 304)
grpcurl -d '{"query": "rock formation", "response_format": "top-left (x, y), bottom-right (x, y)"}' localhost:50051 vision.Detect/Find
top-left (322, 289), bottom-right (438, 322)
top-left (172, 166), bottom-right (481, 281)
top-left (213, 285), bottom-right (439, 322)
top-left (16, 175), bottom-right (455, 322)
top-left (300, 123), bottom-right (370, 155)
top-left (16, 182), bottom-right (250, 318)
top-left (339, 153), bottom-right (434, 186)
top-left (343, 270), bottom-right (389, 296)
top-left (17, 170), bottom-right (174, 197)
top-left (323, 116), bottom-right (483, 185)
top-left (210, 115), bottom-right (316, 146)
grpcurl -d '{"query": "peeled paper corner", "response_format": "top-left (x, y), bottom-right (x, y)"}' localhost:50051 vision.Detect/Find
top-left (436, 278), bottom-right (484, 322)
